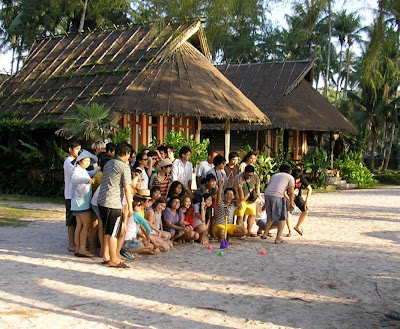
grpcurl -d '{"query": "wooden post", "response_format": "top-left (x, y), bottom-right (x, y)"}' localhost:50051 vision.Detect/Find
top-left (294, 130), bottom-right (299, 161)
top-left (141, 115), bottom-right (147, 146)
top-left (157, 115), bottom-right (164, 143)
top-left (195, 117), bottom-right (201, 143)
top-left (224, 119), bottom-right (230, 162)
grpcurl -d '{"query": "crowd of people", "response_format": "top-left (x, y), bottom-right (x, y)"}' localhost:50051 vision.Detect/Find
top-left (64, 140), bottom-right (311, 268)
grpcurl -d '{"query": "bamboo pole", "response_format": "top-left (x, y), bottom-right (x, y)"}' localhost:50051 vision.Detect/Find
top-left (195, 117), bottom-right (201, 143)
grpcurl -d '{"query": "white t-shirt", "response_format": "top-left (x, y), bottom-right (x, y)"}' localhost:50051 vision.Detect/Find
top-left (196, 160), bottom-right (214, 180)
top-left (137, 167), bottom-right (149, 189)
top-left (171, 159), bottom-right (193, 188)
top-left (91, 186), bottom-right (100, 206)
top-left (64, 156), bottom-right (75, 199)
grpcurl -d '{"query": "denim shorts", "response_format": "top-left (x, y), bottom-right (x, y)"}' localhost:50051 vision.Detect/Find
top-left (122, 238), bottom-right (143, 252)
top-left (72, 209), bottom-right (92, 216)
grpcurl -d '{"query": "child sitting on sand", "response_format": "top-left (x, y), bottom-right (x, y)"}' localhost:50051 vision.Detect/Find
top-left (144, 197), bottom-right (173, 252)
top-left (193, 193), bottom-right (213, 244)
top-left (121, 193), bottom-right (159, 258)
top-left (162, 196), bottom-right (199, 244)
top-left (213, 178), bottom-right (247, 241)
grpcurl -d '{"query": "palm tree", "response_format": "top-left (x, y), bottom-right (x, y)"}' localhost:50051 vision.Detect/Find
top-left (333, 10), bottom-right (361, 105)
top-left (55, 103), bottom-right (114, 144)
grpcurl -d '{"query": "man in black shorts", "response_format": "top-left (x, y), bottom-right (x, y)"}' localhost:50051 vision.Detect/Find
top-left (286, 168), bottom-right (312, 236)
top-left (98, 142), bottom-right (133, 268)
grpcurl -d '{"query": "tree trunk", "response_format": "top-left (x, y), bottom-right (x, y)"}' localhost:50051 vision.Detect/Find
top-left (384, 123), bottom-right (395, 171)
top-left (324, 0), bottom-right (332, 97)
top-left (334, 42), bottom-right (344, 107)
top-left (79, 0), bottom-right (89, 33)
top-left (343, 47), bottom-right (351, 99)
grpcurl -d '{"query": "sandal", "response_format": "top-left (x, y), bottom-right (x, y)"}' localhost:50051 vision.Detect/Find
top-left (101, 260), bottom-right (109, 265)
top-left (294, 227), bottom-right (303, 236)
top-left (385, 311), bottom-right (400, 321)
top-left (109, 262), bottom-right (130, 268)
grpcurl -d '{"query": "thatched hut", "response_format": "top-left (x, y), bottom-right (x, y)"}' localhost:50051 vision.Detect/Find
top-left (0, 22), bottom-right (269, 155)
top-left (202, 60), bottom-right (357, 161)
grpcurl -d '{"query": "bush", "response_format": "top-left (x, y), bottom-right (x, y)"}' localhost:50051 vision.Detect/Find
top-left (302, 147), bottom-right (329, 188)
top-left (0, 138), bottom-right (66, 197)
top-left (334, 151), bottom-right (377, 188)
top-left (374, 173), bottom-right (400, 185)
top-left (163, 131), bottom-right (210, 166)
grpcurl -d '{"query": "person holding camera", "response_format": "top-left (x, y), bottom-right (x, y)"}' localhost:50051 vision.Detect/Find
top-left (233, 165), bottom-right (260, 237)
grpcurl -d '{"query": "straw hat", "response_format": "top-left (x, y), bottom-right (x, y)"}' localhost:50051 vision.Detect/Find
top-left (159, 158), bottom-right (172, 168)
top-left (136, 189), bottom-right (151, 200)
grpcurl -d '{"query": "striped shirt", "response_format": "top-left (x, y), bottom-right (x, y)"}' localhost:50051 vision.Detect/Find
top-left (97, 159), bottom-right (131, 209)
top-left (149, 173), bottom-right (171, 198)
top-left (215, 202), bottom-right (236, 226)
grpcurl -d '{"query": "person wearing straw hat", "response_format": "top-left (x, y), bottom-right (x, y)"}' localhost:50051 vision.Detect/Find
top-left (149, 158), bottom-right (172, 199)
top-left (71, 150), bottom-right (98, 258)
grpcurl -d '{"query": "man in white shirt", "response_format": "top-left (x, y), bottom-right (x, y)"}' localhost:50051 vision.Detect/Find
top-left (63, 138), bottom-right (81, 252)
top-left (196, 150), bottom-right (217, 187)
top-left (171, 146), bottom-right (193, 190)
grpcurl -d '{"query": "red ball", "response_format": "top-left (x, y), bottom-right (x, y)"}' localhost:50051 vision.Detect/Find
top-left (207, 245), bottom-right (213, 250)
top-left (260, 250), bottom-right (266, 255)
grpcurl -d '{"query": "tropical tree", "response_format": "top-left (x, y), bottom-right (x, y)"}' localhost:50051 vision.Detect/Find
top-left (55, 103), bottom-right (115, 144)
top-left (333, 10), bottom-right (361, 105)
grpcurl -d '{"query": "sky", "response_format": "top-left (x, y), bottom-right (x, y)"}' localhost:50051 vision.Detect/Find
top-left (0, 0), bottom-right (379, 75)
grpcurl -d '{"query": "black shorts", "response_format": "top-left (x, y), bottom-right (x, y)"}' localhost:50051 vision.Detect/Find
top-left (286, 197), bottom-right (308, 213)
top-left (98, 205), bottom-right (123, 238)
top-left (65, 199), bottom-right (76, 227)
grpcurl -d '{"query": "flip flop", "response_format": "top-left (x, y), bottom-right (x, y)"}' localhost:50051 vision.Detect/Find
top-left (109, 262), bottom-right (130, 269)
top-left (385, 311), bottom-right (400, 321)
top-left (275, 240), bottom-right (284, 244)
top-left (68, 248), bottom-right (76, 252)
top-left (74, 252), bottom-right (85, 257)
top-left (249, 233), bottom-right (258, 238)
top-left (260, 236), bottom-right (267, 240)
top-left (294, 227), bottom-right (303, 236)
top-left (101, 260), bottom-right (109, 265)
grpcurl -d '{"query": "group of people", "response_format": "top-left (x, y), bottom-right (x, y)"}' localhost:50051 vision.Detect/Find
top-left (64, 140), bottom-right (311, 268)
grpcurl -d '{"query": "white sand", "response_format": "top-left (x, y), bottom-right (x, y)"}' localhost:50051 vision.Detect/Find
top-left (1, 187), bottom-right (399, 328)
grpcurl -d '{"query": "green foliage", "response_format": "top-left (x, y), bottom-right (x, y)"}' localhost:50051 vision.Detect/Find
top-left (0, 138), bottom-right (67, 197)
top-left (334, 151), bottom-right (378, 188)
top-left (110, 126), bottom-right (131, 144)
top-left (253, 153), bottom-right (275, 191)
top-left (163, 131), bottom-right (209, 166)
top-left (374, 173), bottom-right (400, 185)
top-left (55, 103), bottom-right (114, 143)
top-left (302, 147), bottom-right (329, 188)
top-left (241, 143), bottom-right (296, 191)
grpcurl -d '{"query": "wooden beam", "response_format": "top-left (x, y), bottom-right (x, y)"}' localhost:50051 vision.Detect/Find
top-left (195, 117), bottom-right (201, 143)
top-left (224, 119), bottom-right (230, 162)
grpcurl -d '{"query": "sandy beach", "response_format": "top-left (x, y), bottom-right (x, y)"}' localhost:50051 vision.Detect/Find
top-left (1, 187), bottom-right (399, 329)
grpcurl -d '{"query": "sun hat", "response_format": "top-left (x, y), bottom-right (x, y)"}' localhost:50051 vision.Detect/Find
top-left (74, 149), bottom-right (98, 166)
top-left (159, 158), bottom-right (172, 168)
top-left (135, 189), bottom-right (151, 200)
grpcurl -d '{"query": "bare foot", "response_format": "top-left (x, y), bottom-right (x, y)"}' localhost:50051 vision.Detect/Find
top-left (275, 239), bottom-right (284, 244)
top-left (68, 245), bottom-right (76, 252)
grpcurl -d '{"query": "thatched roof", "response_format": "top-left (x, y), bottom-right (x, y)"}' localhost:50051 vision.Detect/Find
top-left (217, 60), bottom-right (357, 134)
top-left (0, 22), bottom-right (269, 124)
